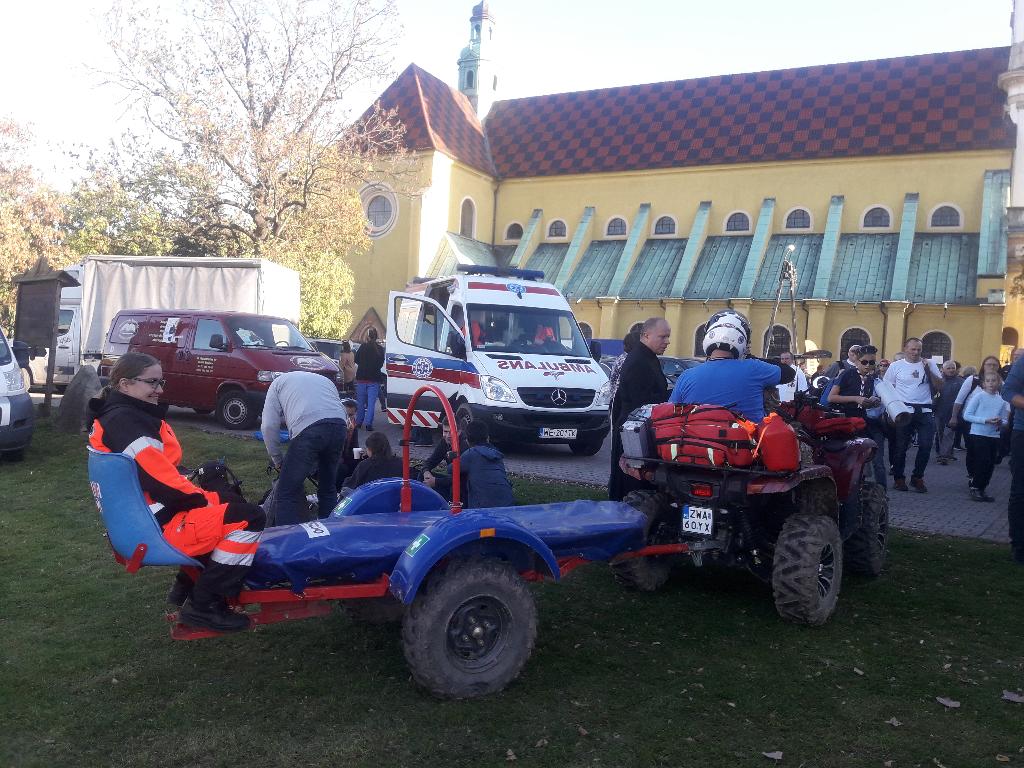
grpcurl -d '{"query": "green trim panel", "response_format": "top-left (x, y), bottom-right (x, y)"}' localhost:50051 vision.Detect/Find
top-left (907, 233), bottom-right (980, 304)
top-left (564, 240), bottom-right (626, 298)
top-left (736, 198), bottom-right (776, 297)
top-left (751, 235), bottom-right (824, 300)
top-left (978, 169), bottom-right (1010, 275)
top-left (811, 195), bottom-right (845, 299)
top-left (513, 209), bottom-right (543, 267)
top-left (606, 203), bottom-right (651, 296)
top-left (525, 243), bottom-right (570, 283)
top-left (829, 234), bottom-right (899, 302)
top-left (427, 232), bottom-right (500, 277)
top-left (669, 201), bottom-right (712, 297)
top-left (554, 206), bottom-right (594, 289)
top-left (890, 193), bottom-right (920, 301)
top-left (621, 238), bottom-right (688, 299)
top-left (684, 236), bottom-right (752, 299)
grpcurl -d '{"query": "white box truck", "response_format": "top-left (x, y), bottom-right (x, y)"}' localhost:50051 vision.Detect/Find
top-left (25, 255), bottom-right (300, 387)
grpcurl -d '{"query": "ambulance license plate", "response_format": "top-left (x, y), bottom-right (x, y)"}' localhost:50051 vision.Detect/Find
top-left (681, 505), bottom-right (714, 536)
top-left (538, 427), bottom-right (577, 439)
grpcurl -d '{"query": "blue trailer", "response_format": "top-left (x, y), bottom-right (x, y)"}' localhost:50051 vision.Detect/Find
top-left (88, 385), bottom-right (679, 698)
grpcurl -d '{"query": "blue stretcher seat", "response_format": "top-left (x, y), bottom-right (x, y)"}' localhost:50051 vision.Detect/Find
top-left (246, 500), bottom-right (646, 592)
top-left (87, 447), bottom-right (202, 570)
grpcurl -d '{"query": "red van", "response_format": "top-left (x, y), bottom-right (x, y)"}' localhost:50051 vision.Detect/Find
top-left (101, 309), bottom-right (340, 429)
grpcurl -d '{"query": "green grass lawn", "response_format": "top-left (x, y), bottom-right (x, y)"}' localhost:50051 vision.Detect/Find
top-left (2, 421), bottom-right (1023, 768)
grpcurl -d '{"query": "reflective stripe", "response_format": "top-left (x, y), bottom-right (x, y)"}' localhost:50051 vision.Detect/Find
top-left (210, 548), bottom-right (255, 566)
top-left (224, 530), bottom-right (261, 544)
top-left (148, 502), bottom-right (165, 516)
top-left (122, 436), bottom-right (164, 458)
top-left (214, 538), bottom-right (260, 556)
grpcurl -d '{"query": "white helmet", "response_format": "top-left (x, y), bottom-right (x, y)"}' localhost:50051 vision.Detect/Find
top-left (703, 321), bottom-right (748, 359)
top-left (705, 309), bottom-right (751, 342)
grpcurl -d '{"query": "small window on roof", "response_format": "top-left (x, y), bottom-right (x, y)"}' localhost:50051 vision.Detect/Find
top-left (785, 208), bottom-right (811, 229)
top-left (505, 223), bottom-right (523, 241)
top-left (606, 217), bottom-right (627, 237)
top-left (726, 212), bottom-right (750, 232)
top-left (863, 207), bottom-right (890, 228)
top-left (931, 205), bottom-right (960, 228)
top-left (654, 216), bottom-right (675, 235)
top-left (548, 220), bottom-right (566, 238)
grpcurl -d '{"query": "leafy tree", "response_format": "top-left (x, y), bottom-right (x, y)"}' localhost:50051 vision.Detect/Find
top-left (0, 120), bottom-right (68, 331)
top-left (101, 0), bottom-right (409, 336)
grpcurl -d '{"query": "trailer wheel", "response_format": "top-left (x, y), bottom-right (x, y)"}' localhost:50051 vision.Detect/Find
top-left (216, 391), bottom-right (256, 430)
top-left (772, 512), bottom-right (843, 626)
top-left (401, 559), bottom-right (537, 699)
top-left (844, 482), bottom-right (888, 577)
top-left (611, 491), bottom-right (674, 592)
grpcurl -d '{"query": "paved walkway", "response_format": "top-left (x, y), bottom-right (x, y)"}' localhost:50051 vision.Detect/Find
top-left (158, 402), bottom-right (1012, 545)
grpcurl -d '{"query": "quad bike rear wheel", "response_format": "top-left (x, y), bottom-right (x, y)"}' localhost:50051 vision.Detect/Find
top-left (844, 482), bottom-right (888, 577)
top-left (772, 512), bottom-right (843, 626)
top-left (611, 490), bottom-right (675, 592)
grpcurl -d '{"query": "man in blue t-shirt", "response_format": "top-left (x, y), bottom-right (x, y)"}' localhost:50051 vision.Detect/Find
top-left (670, 312), bottom-right (792, 423)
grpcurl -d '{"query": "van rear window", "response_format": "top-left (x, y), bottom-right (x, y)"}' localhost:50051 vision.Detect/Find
top-left (467, 305), bottom-right (590, 357)
top-left (104, 315), bottom-right (144, 355)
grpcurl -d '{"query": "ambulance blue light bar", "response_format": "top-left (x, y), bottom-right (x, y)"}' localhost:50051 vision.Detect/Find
top-left (455, 265), bottom-right (545, 282)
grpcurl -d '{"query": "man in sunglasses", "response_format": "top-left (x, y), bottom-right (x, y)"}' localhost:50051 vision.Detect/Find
top-left (827, 345), bottom-right (887, 487)
top-left (883, 337), bottom-right (944, 493)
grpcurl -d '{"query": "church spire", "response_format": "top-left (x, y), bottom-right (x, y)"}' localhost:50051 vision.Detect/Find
top-left (457, 2), bottom-right (498, 119)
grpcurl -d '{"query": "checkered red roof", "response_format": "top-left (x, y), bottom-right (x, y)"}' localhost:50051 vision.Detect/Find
top-left (374, 47), bottom-right (1013, 180)
top-left (372, 63), bottom-right (495, 175)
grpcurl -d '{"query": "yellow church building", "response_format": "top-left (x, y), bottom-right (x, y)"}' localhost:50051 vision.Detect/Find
top-left (349, 1), bottom-right (1020, 366)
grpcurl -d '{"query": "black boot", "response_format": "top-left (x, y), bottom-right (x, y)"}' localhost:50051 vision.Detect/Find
top-left (167, 571), bottom-right (194, 606)
top-left (179, 597), bottom-right (251, 633)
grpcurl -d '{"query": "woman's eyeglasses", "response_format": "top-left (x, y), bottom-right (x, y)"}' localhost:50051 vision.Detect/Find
top-left (133, 377), bottom-right (166, 388)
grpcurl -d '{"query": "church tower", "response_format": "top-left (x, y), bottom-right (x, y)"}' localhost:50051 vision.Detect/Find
top-left (457, 2), bottom-right (498, 119)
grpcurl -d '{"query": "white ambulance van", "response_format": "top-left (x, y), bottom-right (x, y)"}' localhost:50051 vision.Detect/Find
top-left (385, 265), bottom-right (610, 455)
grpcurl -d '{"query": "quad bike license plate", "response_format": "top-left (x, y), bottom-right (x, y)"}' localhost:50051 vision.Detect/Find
top-left (681, 505), bottom-right (714, 536)
top-left (538, 427), bottom-right (577, 439)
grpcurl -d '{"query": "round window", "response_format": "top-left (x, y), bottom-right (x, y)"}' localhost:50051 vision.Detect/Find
top-left (361, 185), bottom-right (398, 238)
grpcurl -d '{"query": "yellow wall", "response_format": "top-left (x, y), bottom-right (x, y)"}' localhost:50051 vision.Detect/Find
top-left (448, 162), bottom-right (497, 243)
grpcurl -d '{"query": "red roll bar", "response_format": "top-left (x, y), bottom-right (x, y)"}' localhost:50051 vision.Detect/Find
top-left (401, 385), bottom-right (461, 514)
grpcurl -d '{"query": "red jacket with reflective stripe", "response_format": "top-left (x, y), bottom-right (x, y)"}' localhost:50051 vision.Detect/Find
top-left (88, 392), bottom-right (219, 526)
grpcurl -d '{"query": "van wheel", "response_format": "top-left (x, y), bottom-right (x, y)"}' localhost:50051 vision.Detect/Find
top-left (216, 391), bottom-right (256, 430)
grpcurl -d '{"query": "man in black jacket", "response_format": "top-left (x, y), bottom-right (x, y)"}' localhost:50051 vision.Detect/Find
top-left (609, 317), bottom-right (671, 500)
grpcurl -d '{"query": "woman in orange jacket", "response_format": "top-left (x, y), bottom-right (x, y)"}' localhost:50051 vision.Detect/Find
top-left (88, 352), bottom-right (265, 632)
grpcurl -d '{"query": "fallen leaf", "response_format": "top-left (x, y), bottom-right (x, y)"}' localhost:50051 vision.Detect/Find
top-left (762, 751), bottom-right (783, 761)
top-left (933, 759), bottom-right (950, 768)
top-left (505, 749), bottom-right (516, 761)
top-left (942, 663), bottom-right (952, 671)
top-left (885, 717), bottom-right (902, 727)
top-left (936, 697), bottom-right (961, 709)
top-left (727, 702), bottom-right (736, 708)
top-left (577, 726), bottom-right (589, 737)
top-left (1002, 690), bottom-right (1024, 704)
top-left (996, 755), bottom-right (1010, 763)
top-left (854, 668), bottom-right (865, 676)
top-left (534, 739), bottom-right (548, 748)
top-left (884, 762), bottom-right (894, 767)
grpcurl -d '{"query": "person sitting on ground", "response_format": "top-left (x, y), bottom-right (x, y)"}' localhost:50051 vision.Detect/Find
top-left (963, 371), bottom-right (1010, 503)
top-left (457, 420), bottom-right (515, 509)
top-left (421, 417), bottom-right (470, 501)
top-left (335, 398), bottom-right (360, 490)
top-left (88, 352), bottom-right (264, 633)
top-left (670, 311), bottom-right (794, 423)
top-left (341, 431), bottom-right (403, 491)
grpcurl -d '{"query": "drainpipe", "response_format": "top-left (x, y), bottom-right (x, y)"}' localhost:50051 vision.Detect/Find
top-left (878, 302), bottom-right (888, 357)
top-left (801, 300), bottom-right (811, 351)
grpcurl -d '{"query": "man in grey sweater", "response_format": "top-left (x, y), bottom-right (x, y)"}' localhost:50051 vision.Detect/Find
top-left (261, 371), bottom-right (347, 524)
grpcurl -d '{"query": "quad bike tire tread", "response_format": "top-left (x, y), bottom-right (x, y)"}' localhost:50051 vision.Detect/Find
top-left (844, 482), bottom-right (889, 577)
top-left (611, 490), bottom-right (674, 592)
top-left (772, 510), bottom-right (843, 626)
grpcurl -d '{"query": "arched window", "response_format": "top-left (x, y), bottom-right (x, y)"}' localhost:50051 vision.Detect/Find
top-left (654, 216), bottom-right (676, 235)
top-left (505, 222), bottom-right (523, 241)
top-left (763, 325), bottom-right (792, 358)
top-left (922, 331), bottom-right (952, 361)
top-left (863, 206), bottom-right (891, 228)
top-left (466, 70), bottom-right (475, 89)
top-left (840, 327), bottom-right (871, 360)
top-left (606, 217), bottom-right (627, 237)
top-left (726, 212), bottom-right (750, 232)
top-left (785, 208), bottom-right (811, 229)
top-left (578, 322), bottom-right (593, 341)
top-left (930, 205), bottom-right (961, 228)
top-left (1003, 327), bottom-right (1019, 348)
top-left (547, 220), bottom-right (567, 238)
top-left (460, 198), bottom-right (476, 238)
top-left (693, 324), bottom-right (707, 357)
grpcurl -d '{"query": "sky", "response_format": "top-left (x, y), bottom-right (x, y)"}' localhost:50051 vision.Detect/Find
top-left (0, 0), bottom-right (1012, 186)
